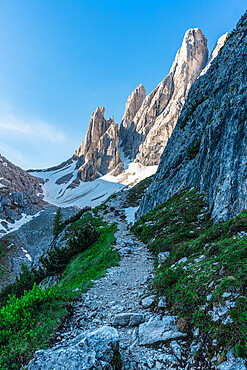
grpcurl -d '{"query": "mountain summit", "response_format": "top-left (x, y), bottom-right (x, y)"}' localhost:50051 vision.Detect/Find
top-left (63, 27), bottom-right (209, 185)
top-left (120, 28), bottom-right (208, 165)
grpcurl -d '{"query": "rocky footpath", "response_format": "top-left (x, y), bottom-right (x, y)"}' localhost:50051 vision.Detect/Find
top-left (138, 12), bottom-right (247, 222)
top-left (28, 193), bottom-right (188, 369)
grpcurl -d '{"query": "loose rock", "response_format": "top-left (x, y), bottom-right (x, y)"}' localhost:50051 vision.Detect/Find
top-left (28, 326), bottom-right (119, 369)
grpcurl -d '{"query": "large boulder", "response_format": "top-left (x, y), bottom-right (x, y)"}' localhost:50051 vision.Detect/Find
top-left (28, 326), bottom-right (120, 369)
top-left (217, 350), bottom-right (247, 370)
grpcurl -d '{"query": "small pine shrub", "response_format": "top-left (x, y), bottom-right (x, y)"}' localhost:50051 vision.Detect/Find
top-left (53, 208), bottom-right (63, 236)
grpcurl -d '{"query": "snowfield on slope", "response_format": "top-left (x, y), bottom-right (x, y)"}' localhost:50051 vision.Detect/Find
top-left (30, 161), bottom-right (157, 209)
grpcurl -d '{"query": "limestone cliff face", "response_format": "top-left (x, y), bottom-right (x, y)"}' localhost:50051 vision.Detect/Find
top-left (120, 28), bottom-right (208, 165)
top-left (137, 12), bottom-right (247, 222)
top-left (74, 107), bottom-right (123, 181)
top-left (0, 155), bottom-right (45, 233)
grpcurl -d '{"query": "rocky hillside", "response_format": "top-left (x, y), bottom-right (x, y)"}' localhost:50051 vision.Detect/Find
top-left (138, 12), bottom-right (247, 222)
top-left (120, 28), bottom-right (208, 165)
top-left (0, 155), bottom-right (46, 235)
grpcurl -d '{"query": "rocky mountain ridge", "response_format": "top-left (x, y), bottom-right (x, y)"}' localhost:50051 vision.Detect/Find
top-left (0, 26), bottom-right (224, 234)
top-left (138, 12), bottom-right (247, 222)
top-left (0, 27), bottom-right (229, 235)
top-left (38, 27), bottom-right (211, 187)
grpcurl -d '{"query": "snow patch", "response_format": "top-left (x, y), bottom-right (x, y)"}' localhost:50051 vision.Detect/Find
top-left (125, 207), bottom-right (139, 225)
top-left (21, 247), bottom-right (32, 262)
top-left (0, 211), bottom-right (42, 238)
top-left (30, 161), bottom-right (157, 209)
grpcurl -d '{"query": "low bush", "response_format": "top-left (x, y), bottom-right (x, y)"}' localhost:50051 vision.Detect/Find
top-left (40, 223), bottom-right (99, 275)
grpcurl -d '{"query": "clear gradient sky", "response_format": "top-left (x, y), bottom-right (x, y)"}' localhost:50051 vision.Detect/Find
top-left (0, 0), bottom-right (246, 169)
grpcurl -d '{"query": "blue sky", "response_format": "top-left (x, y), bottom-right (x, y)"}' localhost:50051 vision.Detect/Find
top-left (0, 1), bottom-right (246, 169)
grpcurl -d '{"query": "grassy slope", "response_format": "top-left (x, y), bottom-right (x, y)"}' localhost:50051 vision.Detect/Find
top-left (0, 211), bottom-right (118, 369)
top-left (132, 189), bottom-right (247, 361)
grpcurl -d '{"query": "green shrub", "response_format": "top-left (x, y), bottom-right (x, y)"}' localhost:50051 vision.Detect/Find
top-left (0, 264), bottom-right (46, 306)
top-left (52, 208), bottom-right (63, 236)
top-left (0, 284), bottom-right (64, 369)
top-left (40, 223), bottom-right (99, 275)
top-left (60, 206), bottom-right (91, 231)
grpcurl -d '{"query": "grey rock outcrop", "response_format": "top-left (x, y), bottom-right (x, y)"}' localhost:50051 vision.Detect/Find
top-left (120, 28), bottom-right (208, 165)
top-left (138, 316), bottom-right (186, 346)
top-left (138, 12), bottom-right (247, 222)
top-left (0, 205), bottom-right (78, 290)
top-left (74, 107), bottom-right (123, 181)
top-left (28, 326), bottom-right (120, 369)
top-left (0, 155), bottom-right (46, 233)
top-left (217, 350), bottom-right (247, 370)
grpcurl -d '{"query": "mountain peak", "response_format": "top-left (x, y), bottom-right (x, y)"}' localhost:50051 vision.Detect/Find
top-left (200, 32), bottom-right (228, 76)
top-left (120, 28), bottom-right (208, 164)
top-left (94, 106), bottom-right (105, 116)
top-left (120, 84), bottom-right (146, 151)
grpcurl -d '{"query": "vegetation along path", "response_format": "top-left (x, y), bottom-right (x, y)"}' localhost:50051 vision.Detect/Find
top-left (46, 190), bottom-right (198, 369)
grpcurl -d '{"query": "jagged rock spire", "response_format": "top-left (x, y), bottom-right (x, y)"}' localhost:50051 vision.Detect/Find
top-left (120, 28), bottom-right (208, 165)
top-left (200, 32), bottom-right (229, 76)
top-left (74, 107), bottom-right (123, 181)
top-left (120, 84), bottom-right (146, 150)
